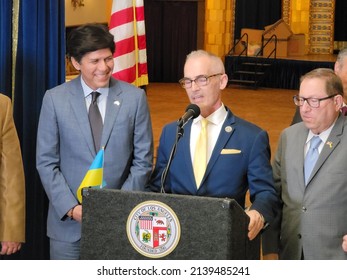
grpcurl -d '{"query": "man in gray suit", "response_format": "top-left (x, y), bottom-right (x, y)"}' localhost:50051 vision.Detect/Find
top-left (291, 47), bottom-right (347, 125)
top-left (36, 24), bottom-right (153, 259)
top-left (263, 68), bottom-right (347, 259)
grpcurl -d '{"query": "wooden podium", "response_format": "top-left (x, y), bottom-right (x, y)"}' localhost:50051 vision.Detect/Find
top-left (80, 189), bottom-right (260, 260)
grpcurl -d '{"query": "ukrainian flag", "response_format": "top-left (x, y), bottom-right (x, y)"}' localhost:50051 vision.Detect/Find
top-left (77, 148), bottom-right (105, 203)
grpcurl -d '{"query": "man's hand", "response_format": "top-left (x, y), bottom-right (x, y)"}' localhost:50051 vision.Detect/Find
top-left (245, 209), bottom-right (264, 240)
top-left (342, 235), bottom-right (347, 252)
top-left (0, 241), bottom-right (22, 255)
top-left (72, 205), bottom-right (82, 223)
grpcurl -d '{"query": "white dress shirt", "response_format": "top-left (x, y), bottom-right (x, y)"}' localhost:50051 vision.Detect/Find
top-left (81, 77), bottom-right (108, 123)
top-left (190, 104), bottom-right (227, 165)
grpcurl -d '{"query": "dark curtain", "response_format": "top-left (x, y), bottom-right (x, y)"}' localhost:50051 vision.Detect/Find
top-left (334, 0), bottom-right (347, 41)
top-left (145, 0), bottom-right (197, 82)
top-left (234, 0), bottom-right (281, 39)
top-left (0, 0), bottom-right (66, 259)
top-left (225, 56), bottom-right (334, 90)
top-left (0, 1), bottom-right (12, 96)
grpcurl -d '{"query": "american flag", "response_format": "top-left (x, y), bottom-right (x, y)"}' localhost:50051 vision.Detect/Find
top-left (139, 216), bottom-right (153, 230)
top-left (109, 0), bottom-right (148, 87)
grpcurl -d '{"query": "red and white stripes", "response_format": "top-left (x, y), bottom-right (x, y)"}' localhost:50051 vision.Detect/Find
top-left (109, 0), bottom-right (148, 87)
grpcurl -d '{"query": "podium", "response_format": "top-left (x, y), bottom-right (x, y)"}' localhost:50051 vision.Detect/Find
top-left (80, 189), bottom-right (260, 260)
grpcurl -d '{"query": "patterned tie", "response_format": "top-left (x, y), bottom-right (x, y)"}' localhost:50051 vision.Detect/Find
top-left (193, 118), bottom-right (208, 188)
top-left (304, 136), bottom-right (321, 185)
top-left (89, 91), bottom-right (103, 152)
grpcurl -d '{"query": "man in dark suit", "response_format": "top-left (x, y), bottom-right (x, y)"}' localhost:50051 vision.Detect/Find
top-left (147, 50), bottom-right (278, 242)
top-left (263, 68), bottom-right (347, 259)
top-left (291, 47), bottom-right (347, 125)
top-left (36, 24), bottom-right (153, 259)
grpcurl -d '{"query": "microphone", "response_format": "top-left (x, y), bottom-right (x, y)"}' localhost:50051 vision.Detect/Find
top-left (177, 104), bottom-right (200, 128)
top-left (161, 104), bottom-right (200, 193)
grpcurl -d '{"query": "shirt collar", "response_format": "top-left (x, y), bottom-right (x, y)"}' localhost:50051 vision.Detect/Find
top-left (80, 77), bottom-right (109, 98)
top-left (306, 120), bottom-right (336, 145)
top-left (193, 103), bottom-right (227, 125)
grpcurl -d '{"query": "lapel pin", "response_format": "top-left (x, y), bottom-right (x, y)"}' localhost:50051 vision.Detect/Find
top-left (326, 141), bottom-right (333, 148)
top-left (114, 100), bottom-right (120, 106)
top-left (225, 126), bottom-right (232, 133)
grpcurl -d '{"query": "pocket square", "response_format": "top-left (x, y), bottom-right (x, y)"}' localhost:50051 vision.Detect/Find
top-left (221, 149), bottom-right (241, 154)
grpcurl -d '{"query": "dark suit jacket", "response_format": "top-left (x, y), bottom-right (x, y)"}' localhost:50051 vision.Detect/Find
top-left (148, 107), bottom-right (278, 224)
top-left (36, 76), bottom-right (153, 242)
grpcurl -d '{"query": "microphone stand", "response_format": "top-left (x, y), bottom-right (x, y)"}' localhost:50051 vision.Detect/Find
top-left (160, 125), bottom-right (184, 193)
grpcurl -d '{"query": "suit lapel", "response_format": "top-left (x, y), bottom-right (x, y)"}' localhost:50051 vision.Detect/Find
top-left (102, 78), bottom-right (122, 150)
top-left (202, 110), bottom-right (235, 183)
top-left (307, 115), bottom-right (344, 186)
top-left (294, 125), bottom-right (309, 191)
top-left (69, 77), bottom-right (96, 155)
top-left (180, 122), bottom-right (198, 190)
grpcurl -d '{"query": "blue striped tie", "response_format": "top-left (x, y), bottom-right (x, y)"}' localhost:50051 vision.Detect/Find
top-left (304, 136), bottom-right (321, 185)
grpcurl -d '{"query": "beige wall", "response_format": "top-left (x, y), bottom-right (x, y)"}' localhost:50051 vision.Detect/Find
top-left (65, 0), bottom-right (109, 26)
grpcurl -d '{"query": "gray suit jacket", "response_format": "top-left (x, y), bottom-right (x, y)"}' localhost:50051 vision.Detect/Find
top-left (36, 76), bottom-right (153, 242)
top-left (262, 114), bottom-right (347, 259)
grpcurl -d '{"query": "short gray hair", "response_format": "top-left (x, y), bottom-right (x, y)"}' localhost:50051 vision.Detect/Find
top-left (336, 48), bottom-right (347, 69)
top-left (185, 50), bottom-right (225, 73)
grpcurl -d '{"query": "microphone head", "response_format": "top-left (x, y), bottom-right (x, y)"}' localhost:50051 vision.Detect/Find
top-left (185, 104), bottom-right (200, 118)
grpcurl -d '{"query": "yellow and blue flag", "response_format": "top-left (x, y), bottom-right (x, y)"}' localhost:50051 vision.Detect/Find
top-left (77, 148), bottom-right (105, 203)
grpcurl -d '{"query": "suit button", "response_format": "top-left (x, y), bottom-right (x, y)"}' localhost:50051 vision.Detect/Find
top-left (298, 234), bottom-right (302, 239)
top-left (302, 206), bottom-right (307, 212)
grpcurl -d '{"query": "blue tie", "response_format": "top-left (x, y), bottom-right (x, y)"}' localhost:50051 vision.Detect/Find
top-left (304, 136), bottom-right (321, 184)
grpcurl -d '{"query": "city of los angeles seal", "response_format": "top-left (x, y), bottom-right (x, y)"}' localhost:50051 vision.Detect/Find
top-left (126, 200), bottom-right (181, 258)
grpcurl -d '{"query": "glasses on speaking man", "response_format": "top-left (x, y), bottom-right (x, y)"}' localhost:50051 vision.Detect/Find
top-left (179, 73), bottom-right (223, 89)
top-left (293, 94), bottom-right (338, 108)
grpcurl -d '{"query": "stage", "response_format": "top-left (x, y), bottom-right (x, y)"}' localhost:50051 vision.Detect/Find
top-left (224, 54), bottom-right (336, 90)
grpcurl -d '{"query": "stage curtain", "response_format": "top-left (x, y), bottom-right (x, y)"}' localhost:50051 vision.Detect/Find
top-left (2, 0), bottom-right (65, 260)
top-left (234, 0), bottom-right (281, 39)
top-left (0, 1), bottom-right (12, 96)
top-left (144, 0), bottom-right (197, 82)
top-left (334, 0), bottom-right (347, 41)
top-left (225, 56), bottom-right (334, 90)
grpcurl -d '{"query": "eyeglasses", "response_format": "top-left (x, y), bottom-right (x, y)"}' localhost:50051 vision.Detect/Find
top-left (179, 73), bottom-right (223, 89)
top-left (293, 94), bottom-right (338, 108)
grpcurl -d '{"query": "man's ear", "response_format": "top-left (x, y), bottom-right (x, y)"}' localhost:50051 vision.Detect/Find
top-left (220, 73), bottom-right (229, 90)
top-left (70, 57), bottom-right (80, 71)
top-left (335, 94), bottom-right (343, 108)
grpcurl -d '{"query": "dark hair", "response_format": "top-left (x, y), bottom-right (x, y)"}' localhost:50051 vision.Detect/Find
top-left (66, 23), bottom-right (115, 62)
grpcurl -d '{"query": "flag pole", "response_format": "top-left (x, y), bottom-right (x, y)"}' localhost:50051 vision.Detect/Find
top-left (132, 0), bottom-right (139, 87)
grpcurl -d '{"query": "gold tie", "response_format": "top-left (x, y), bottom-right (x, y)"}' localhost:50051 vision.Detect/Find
top-left (193, 118), bottom-right (208, 188)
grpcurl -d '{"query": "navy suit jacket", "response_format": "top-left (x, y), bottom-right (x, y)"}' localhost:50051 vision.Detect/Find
top-left (36, 76), bottom-right (153, 242)
top-left (148, 107), bottom-right (278, 224)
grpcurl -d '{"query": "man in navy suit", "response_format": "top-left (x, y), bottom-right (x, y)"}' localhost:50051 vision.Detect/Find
top-left (147, 50), bottom-right (278, 242)
top-left (36, 24), bottom-right (153, 259)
